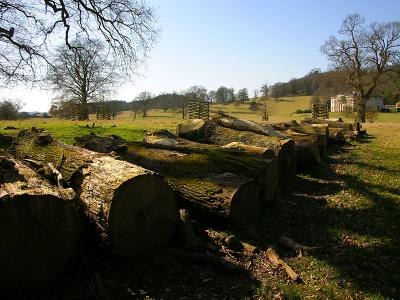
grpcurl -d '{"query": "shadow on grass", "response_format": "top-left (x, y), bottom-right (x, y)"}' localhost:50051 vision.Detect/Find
top-left (253, 136), bottom-right (400, 298)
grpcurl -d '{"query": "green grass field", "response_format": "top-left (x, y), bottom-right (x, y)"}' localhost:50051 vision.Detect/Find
top-left (254, 122), bottom-right (400, 298)
top-left (1, 96), bottom-right (399, 144)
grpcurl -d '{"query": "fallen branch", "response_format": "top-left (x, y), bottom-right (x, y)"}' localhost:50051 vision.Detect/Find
top-left (266, 247), bottom-right (300, 282)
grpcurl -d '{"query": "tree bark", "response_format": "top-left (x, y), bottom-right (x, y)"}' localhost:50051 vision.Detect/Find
top-left (177, 119), bottom-right (296, 186)
top-left (74, 134), bottom-right (275, 224)
top-left (357, 97), bottom-right (366, 123)
top-left (0, 156), bottom-right (82, 292)
top-left (9, 130), bottom-right (179, 259)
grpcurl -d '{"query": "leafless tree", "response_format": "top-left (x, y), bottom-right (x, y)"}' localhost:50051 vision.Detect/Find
top-left (135, 91), bottom-right (153, 117)
top-left (260, 83), bottom-right (269, 99)
top-left (321, 14), bottom-right (400, 122)
top-left (0, 0), bottom-right (157, 85)
top-left (48, 39), bottom-right (116, 120)
top-left (184, 85), bottom-right (208, 102)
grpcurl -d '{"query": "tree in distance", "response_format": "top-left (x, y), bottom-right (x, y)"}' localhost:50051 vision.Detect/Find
top-left (48, 39), bottom-right (117, 120)
top-left (135, 91), bottom-right (153, 117)
top-left (321, 13), bottom-right (400, 122)
top-left (237, 88), bottom-right (249, 103)
top-left (0, 0), bottom-right (157, 85)
top-left (0, 98), bottom-right (23, 120)
top-left (260, 83), bottom-right (269, 100)
top-left (184, 86), bottom-right (208, 102)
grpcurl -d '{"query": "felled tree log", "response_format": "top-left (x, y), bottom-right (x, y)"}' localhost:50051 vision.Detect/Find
top-left (75, 134), bottom-right (274, 224)
top-left (0, 156), bottom-right (82, 292)
top-left (285, 130), bottom-right (321, 170)
top-left (144, 130), bottom-right (278, 202)
top-left (77, 132), bottom-right (278, 206)
top-left (301, 118), bottom-right (354, 131)
top-left (145, 130), bottom-right (275, 159)
top-left (269, 121), bottom-right (328, 157)
top-left (10, 130), bottom-right (179, 259)
top-left (213, 113), bottom-right (289, 139)
top-left (177, 119), bottom-right (296, 185)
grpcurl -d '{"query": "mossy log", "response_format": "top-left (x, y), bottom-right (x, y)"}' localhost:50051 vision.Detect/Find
top-left (269, 121), bottom-right (328, 156)
top-left (177, 119), bottom-right (296, 185)
top-left (145, 129), bottom-right (275, 160)
top-left (9, 130), bottom-right (178, 259)
top-left (301, 118), bottom-right (354, 131)
top-left (75, 134), bottom-right (278, 224)
top-left (144, 132), bottom-right (279, 208)
top-left (0, 156), bottom-right (82, 292)
top-left (213, 113), bottom-right (289, 139)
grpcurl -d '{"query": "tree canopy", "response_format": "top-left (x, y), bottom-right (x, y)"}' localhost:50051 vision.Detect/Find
top-left (0, 0), bottom-right (157, 85)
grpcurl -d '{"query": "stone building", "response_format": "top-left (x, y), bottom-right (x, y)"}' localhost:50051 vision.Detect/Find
top-left (330, 94), bottom-right (384, 112)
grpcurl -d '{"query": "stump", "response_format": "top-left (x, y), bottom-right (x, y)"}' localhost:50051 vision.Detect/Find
top-left (0, 156), bottom-right (82, 292)
top-left (10, 130), bottom-right (179, 259)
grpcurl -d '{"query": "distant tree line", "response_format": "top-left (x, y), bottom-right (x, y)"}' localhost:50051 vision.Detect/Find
top-left (267, 68), bottom-right (400, 105)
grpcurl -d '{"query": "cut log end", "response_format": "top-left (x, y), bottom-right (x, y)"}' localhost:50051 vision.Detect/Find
top-left (229, 178), bottom-right (261, 224)
top-left (108, 173), bottom-right (178, 258)
top-left (0, 157), bottom-right (82, 292)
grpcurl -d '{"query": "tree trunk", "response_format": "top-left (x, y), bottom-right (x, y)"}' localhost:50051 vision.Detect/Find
top-left (177, 119), bottom-right (296, 185)
top-left (0, 156), bottom-right (82, 292)
top-left (357, 97), bottom-right (366, 123)
top-left (74, 134), bottom-right (276, 224)
top-left (9, 130), bottom-right (178, 259)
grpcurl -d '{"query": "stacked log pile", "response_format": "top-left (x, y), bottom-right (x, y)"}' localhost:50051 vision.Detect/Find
top-left (74, 133), bottom-right (279, 224)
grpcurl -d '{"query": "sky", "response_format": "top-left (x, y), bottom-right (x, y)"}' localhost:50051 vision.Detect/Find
top-left (2, 0), bottom-right (400, 112)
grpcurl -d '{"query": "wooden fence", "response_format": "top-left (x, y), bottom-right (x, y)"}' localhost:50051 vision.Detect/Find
top-left (188, 102), bottom-right (209, 120)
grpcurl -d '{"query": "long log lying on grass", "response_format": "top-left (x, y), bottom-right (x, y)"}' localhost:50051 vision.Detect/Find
top-left (213, 113), bottom-right (289, 139)
top-left (0, 156), bottom-right (82, 292)
top-left (144, 129), bottom-right (276, 159)
top-left (269, 121), bottom-right (328, 156)
top-left (75, 134), bottom-right (277, 224)
top-left (177, 119), bottom-right (296, 185)
top-left (301, 117), bottom-right (354, 131)
top-left (10, 130), bottom-right (178, 259)
top-left (144, 130), bottom-right (278, 202)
